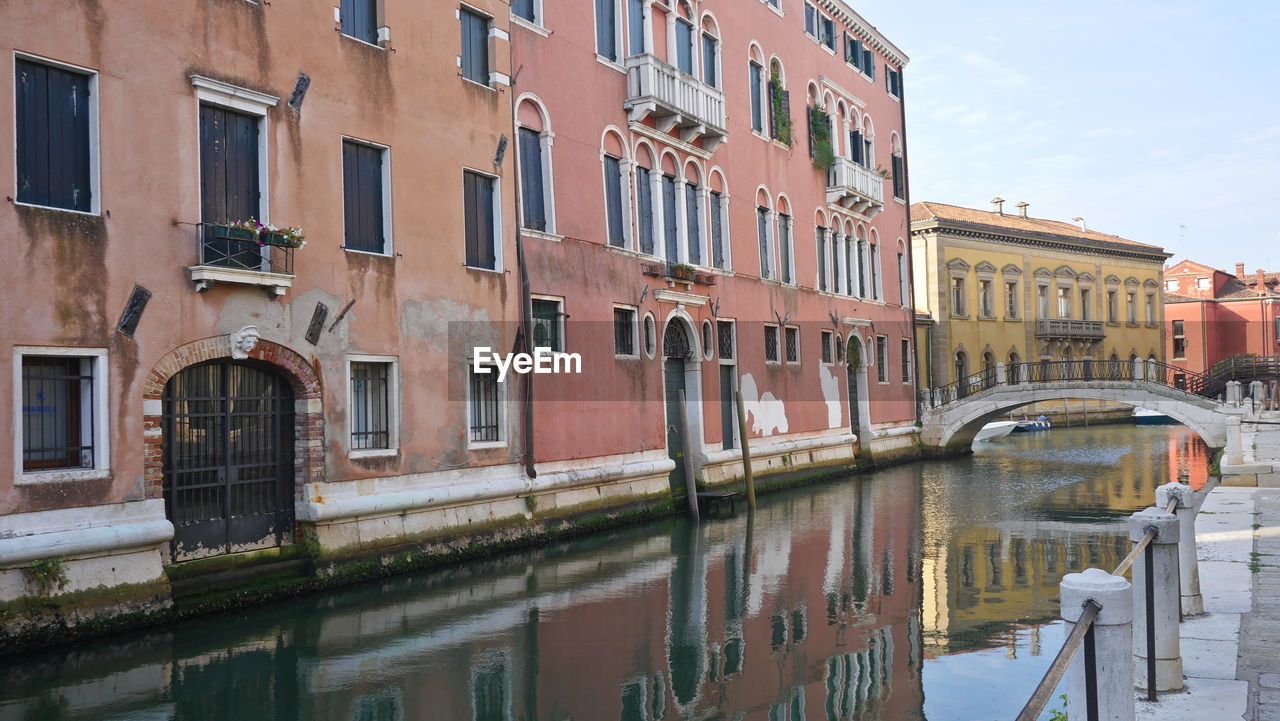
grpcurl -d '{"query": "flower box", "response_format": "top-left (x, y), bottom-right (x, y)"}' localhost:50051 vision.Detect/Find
top-left (210, 225), bottom-right (258, 243)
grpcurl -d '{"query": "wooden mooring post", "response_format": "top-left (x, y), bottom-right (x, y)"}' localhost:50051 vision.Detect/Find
top-left (676, 390), bottom-right (699, 522)
top-left (734, 390), bottom-right (757, 509)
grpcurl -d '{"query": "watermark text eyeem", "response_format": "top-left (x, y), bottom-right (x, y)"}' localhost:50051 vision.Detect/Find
top-left (472, 347), bottom-right (582, 382)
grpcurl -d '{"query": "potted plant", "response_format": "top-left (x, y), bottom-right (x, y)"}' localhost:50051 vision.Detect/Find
top-left (668, 262), bottom-right (697, 281)
top-left (207, 219), bottom-right (306, 249)
top-left (208, 219), bottom-right (259, 243)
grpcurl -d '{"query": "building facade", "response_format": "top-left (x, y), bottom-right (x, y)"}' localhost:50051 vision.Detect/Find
top-left (511, 0), bottom-right (918, 492)
top-left (2, 0), bottom-right (916, 639)
top-left (911, 200), bottom-right (1169, 390)
top-left (1163, 259), bottom-right (1280, 375)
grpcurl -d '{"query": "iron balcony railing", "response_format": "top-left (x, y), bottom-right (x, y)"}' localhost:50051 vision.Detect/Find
top-left (625, 54), bottom-right (727, 141)
top-left (197, 225), bottom-right (295, 276)
top-left (923, 359), bottom-right (1227, 409)
top-left (1034, 318), bottom-right (1105, 340)
top-left (826, 156), bottom-right (885, 215)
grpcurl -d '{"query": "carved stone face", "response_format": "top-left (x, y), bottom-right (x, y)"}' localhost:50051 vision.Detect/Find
top-left (230, 325), bottom-right (261, 360)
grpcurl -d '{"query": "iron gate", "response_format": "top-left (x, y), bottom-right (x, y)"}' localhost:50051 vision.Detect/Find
top-left (162, 360), bottom-right (295, 560)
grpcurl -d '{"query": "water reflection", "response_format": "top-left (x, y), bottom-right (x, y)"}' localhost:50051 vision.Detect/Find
top-left (0, 425), bottom-right (1210, 721)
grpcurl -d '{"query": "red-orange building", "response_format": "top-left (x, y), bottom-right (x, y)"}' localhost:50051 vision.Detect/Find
top-left (1164, 259), bottom-right (1280, 374)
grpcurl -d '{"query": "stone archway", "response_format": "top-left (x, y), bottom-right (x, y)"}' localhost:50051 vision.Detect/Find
top-left (142, 334), bottom-right (323, 514)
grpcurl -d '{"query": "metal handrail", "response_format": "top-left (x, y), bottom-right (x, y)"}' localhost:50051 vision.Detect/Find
top-left (923, 359), bottom-right (1227, 410)
top-left (1013, 497), bottom-right (1179, 718)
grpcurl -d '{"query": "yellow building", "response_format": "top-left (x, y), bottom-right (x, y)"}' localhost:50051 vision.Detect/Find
top-left (910, 200), bottom-right (1170, 388)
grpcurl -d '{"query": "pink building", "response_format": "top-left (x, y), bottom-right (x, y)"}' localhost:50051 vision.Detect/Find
top-left (1164, 259), bottom-right (1280, 375)
top-left (510, 0), bottom-right (917, 496)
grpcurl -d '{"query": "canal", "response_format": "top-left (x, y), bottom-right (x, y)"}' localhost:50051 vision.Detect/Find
top-left (0, 424), bottom-right (1211, 721)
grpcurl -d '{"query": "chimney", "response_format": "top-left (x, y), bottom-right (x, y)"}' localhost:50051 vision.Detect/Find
top-left (991, 197), bottom-right (1005, 215)
top-left (1072, 216), bottom-right (1087, 232)
top-left (1015, 201), bottom-right (1029, 218)
top-left (1236, 262), bottom-right (1246, 279)
top-left (1259, 269), bottom-right (1267, 294)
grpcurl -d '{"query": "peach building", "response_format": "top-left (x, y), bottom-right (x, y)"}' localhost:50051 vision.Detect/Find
top-left (2, 0), bottom-right (916, 641)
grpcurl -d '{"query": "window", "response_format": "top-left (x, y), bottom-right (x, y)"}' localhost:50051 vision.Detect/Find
top-left (614, 307), bottom-right (638, 357)
top-left (778, 213), bottom-right (793, 284)
top-left (604, 155), bottom-right (626, 247)
top-left (518, 127), bottom-right (547, 231)
top-left (662, 174), bottom-right (679, 261)
top-left (1107, 290), bottom-right (1118, 323)
top-left (201, 104), bottom-right (262, 268)
top-left (701, 321), bottom-right (715, 360)
top-left (875, 336), bottom-right (888, 383)
top-left (595, 0), bottom-right (619, 61)
top-left (1172, 320), bottom-right (1187, 360)
top-left (901, 339), bottom-right (911, 383)
top-left (749, 61), bottom-right (765, 134)
top-left (844, 33), bottom-right (860, 68)
top-left (816, 227), bottom-right (828, 292)
top-left (950, 276), bottom-right (966, 316)
top-left (1145, 293), bottom-right (1156, 324)
top-left (863, 48), bottom-right (875, 79)
top-left (1165, 279), bottom-right (1179, 292)
top-left (341, 0), bottom-right (378, 45)
top-left (343, 140), bottom-right (389, 254)
top-left (784, 326), bottom-right (800, 363)
top-left (1005, 281), bottom-right (1019, 318)
top-left (628, 0), bottom-right (646, 55)
top-left (1037, 284), bottom-right (1049, 319)
top-left (710, 190), bottom-right (727, 269)
top-left (898, 252), bottom-right (908, 306)
top-left (886, 66), bottom-right (902, 98)
top-left (464, 169), bottom-right (499, 269)
top-left (769, 65), bottom-right (791, 144)
top-left (821, 330), bottom-right (833, 364)
top-left (461, 8), bottom-right (491, 84)
top-left (764, 324), bottom-right (780, 362)
top-left (18, 352), bottom-right (108, 478)
top-left (979, 279), bottom-right (993, 317)
top-left (1057, 286), bottom-right (1071, 318)
top-left (890, 153), bottom-right (905, 199)
top-left (1196, 277), bottom-right (1211, 290)
top-left (870, 244), bottom-right (881, 300)
top-left (717, 320), bottom-right (736, 360)
top-left (684, 181), bottom-right (702, 265)
top-left (757, 206), bottom-right (773, 280)
top-left (513, 0), bottom-right (537, 24)
top-left (1080, 288), bottom-right (1091, 320)
top-left (468, 367), bottom-right (502, 445)
top-left (349, 359), bottom-right (396, 453)
top-left (702, 33), bottom-right (719, 88)
top-left (636, 167), bottom-right (655, 254)
top-left (15, 58), bottom-right (94, 213)
top-left (1127, 291), bottom-right (1137, 323)
top-left (675, 17), bottom-right (694, 75)
top-left (804, 3), bottom-right (816, 36)
top-left (643, 314), bottom-right (657, 357)
top-left (531, 298), bottom-right (563, 351)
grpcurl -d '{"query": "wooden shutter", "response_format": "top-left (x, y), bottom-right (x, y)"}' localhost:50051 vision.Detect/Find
top-left (519, 128), bottom-right (545, 231)
top-left (702, 35), bottom-right (717, 87)
top-left (341, 0), bottom-right (377, 43)
top-left (637, 168), bottom-right (654, 254)
top-left (604, 155), bottom-right (625, 247)
top-left (662, 175), bottom-right (678, 260)
top-left (464, 170), bottom-right (495, 269)
top-left (343, 141), bottom-right (385, 254)
top-left (816, 227), bottom-right (827, 291)
top-left (513, 0), bottom-right (535, 22)
top-left (750, 62), bottom-right (763, 133)
top-left (757, 208), bottom-right (770, 279)
top-left (15, 60), bottom-right (91, 212)
top-left (461, 9), bottom-right (490, 84)
top-left (685, 183), bottom-right (701, 265)
top-left (864, 49), bottom-right (875, 79)
top-left (710, 191), bottom-right (724, 268)
top-left (779, 214), bottom-right (792, 283)
top-left (596, 0), bottom-right (617, 61)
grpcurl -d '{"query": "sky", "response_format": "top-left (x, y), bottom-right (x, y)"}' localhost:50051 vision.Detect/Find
top-left (848, 0), bottom-right (1280, 272)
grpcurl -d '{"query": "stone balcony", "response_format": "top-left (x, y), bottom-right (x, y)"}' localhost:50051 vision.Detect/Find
top-left (624, 54), bottom-right (727, 152)
top-left (825, 157), bottom-right (885, 217)
top-left (1035, 318), bottom-right (1105, 340)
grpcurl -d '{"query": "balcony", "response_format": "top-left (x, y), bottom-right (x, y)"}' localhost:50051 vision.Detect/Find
top-left (188, 225), bottom-right (295, 296)
top-left (625, 54), bottom-right (727, 152)
top-left (1035, 319), bottom-right (1105, 341)
top-left (826, 157), bottom-right (885, 217)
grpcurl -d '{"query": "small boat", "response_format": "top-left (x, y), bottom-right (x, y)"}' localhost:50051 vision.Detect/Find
top-left (1133, 407), bottom-right (1176, 425)
top-left (1014, 415), bottom-right (1052, 432)
top-left (974, 420), bottom-right (1019, 442)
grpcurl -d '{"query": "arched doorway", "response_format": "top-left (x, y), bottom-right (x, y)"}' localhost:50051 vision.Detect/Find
top-left (162, 359), bottom-right (295, 560)
top-left (1008, 351), bottom-right (1021, 384)
top-left (982, 351), bottom-right (996, 389)
top-left (663, 320), bottom-right (695, 496)
top-left (954, 350), bottom-right (968, 396)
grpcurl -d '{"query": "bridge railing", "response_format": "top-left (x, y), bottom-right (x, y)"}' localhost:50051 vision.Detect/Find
top-left (922, 359), bottom-right (1226, 410)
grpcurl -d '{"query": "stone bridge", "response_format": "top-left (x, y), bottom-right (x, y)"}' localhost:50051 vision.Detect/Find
top-left (919, 359), bottom-right (1239, 454)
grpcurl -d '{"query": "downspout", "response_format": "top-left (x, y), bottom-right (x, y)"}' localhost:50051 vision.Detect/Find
top-left (898, 65), bottom-right (920, 421)
top-left (508, 61), bottom-right (537, 479)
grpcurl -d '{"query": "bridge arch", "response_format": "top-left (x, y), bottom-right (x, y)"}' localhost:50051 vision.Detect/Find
top-left (920, 382), bottom-right (1229, 454)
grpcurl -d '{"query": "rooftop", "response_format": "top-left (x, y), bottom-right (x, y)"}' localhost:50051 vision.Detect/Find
top-left (911, 201), bottom-right (1166, 253)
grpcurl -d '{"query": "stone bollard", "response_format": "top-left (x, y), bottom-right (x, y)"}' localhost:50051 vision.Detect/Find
top-left (1227, 417), bottom-right (1244, 466)
top-left (1226, 380), bottom-right (1242, 406)
top-left (1062, 568), bottom-right (1134, 721)
top-left (1251, 380), bottom-right (1266, 408)
top-left (1130, 506), bottom-right (1183, 692)
top-left (1156, 482), bottom-right (1203, 616)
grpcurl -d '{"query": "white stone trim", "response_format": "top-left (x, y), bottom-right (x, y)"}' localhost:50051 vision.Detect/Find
top-left (13, 346), bottom-right (110, 484)
top-left (0, 500), bottom-right (171, 567)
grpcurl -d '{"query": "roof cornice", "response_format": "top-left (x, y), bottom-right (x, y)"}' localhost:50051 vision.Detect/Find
top-left (820, 0), bottom-right (909, 67)
top-left (911, 218), bottom-right (1171, 263)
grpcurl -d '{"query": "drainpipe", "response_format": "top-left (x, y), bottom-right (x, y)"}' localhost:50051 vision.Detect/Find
top-left (898, 65), bottom-right (920, 421)
top-left (509, 61), bottom-right (537, 479)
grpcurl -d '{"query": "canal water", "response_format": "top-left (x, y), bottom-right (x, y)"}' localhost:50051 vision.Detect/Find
top-left (0, 424), bottom-right (1211, 721)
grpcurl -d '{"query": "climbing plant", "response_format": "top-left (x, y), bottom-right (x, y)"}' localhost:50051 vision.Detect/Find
top-left (769, 70), bottom-right (791, 145)
top-left (809, 105), bottom-right (835, 171)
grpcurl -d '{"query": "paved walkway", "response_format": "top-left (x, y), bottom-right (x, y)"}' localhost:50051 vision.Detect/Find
top-left (1134, 485), bottom-right (1280, 721)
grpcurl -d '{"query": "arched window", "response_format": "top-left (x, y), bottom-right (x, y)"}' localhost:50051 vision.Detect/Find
top-left (815, 209), bottom-right (830, 292)
top-left (633, 142), bottom-right (657, 255)
top-left (748, 46), bottom-right (767, 135)
top-left (776, 195), bottom-right (793, 284)
top-left (890, 132), bottom-right (905, 200)
top-left (708, 168), bottom-right (730, 270)
top-left (860, 116), bottom-right (875, 169)
top-left (756, 187), bottom-right (774, 280)
top-left (700, 15), bottom-right (721, 88)
top-left (1008, 350), bottom-right (1021, 383)
top-left (601, 129), bottom-right (631, 248)
top-left (768, 58), bottom-right (790, 144)
top-left (954, 350), bottom-right (968, 384)
top-left (869, 229), bottom-right (882, 300)
top-left (517, 97), bottom-right (555, 234)
top-left (674, 2), bottom-right (696, 75)
top-left (683, 161), bottom-right (704, 265)
top-left (855, 226), bottom-right (868, 298)
top-left (982, 351), bottom-right (996, 388)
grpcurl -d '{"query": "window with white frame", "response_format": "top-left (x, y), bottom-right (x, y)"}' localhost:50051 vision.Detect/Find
top-left (901, 338), bottom-right (911, 383)
top-left (343, 139), bottom-right (391, 255)
top-left (349, 357), bottom-right (398, 454)
top-left (684, 178), bottom-right (702, 265)
top-left (709, 190), bottom-right (728, 269)
top-left (870, 243), bottom-right (882, 300)
top-left (468, 365), bottom-right (503, 445)
top-left (950, 276), bottom-right (966, 316)
top-left (595, 0), bottom-right (621, 62)
top-left (1127, 291), bottom-right (1137, 323)
top-left (764, 324), bottom-right (780, 362)
top-left (816, 226), bottom-right (829, 292)
top-left (1005, 280), bottom-right (1019, 318)
top-left (16, 348), bottom-right (109, 481)
top-left (614, 306), bottom-right (638, 357)
top-left (643, 313), bottom-right (657, 358)
top-left (1145, 292), bottom-right (1156, 324)
top-left (875, 336), bottom-right (888, 383)
top-left (512, 0), bottom-right (540, 26)
top-left (1196, 276), bottom-right (1211, 290)
top-left (628, 0), bottom-right (646, 55)
top-left (821, 329), bottom-right (834, 364)
top-left (636, 165), bottom-right (655, 254)
top-left (749, 60), bottom-right (765, 134)
top-left (717, 319), bottom-right (736, 360)
top-left (460, 8), bottom-right (491, 85)
top-left (778, 213), bottom-right (794, 284)
top-left (784, 326), bottom-right (800, 364)
top-left (898, 252), bottom-right (908, 306)
top-left (340, 0), bottom-right (380, 45)
top-left (464, 168), bottom-right (500, 270)
top-left (531, 297), bottom-right (564, 352)
top-left (979, 279), bottom-right (993, 317)
top-left (701, 27), bottom-right (719, 88)
top-left (757, 205), bottom-right (774, 280)
top-left (604, 154), bottom-right (626, 247)
top-left (518, 125), bottom-right (551, 232)
top-left (15, 56), bottom-right (98, 214)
